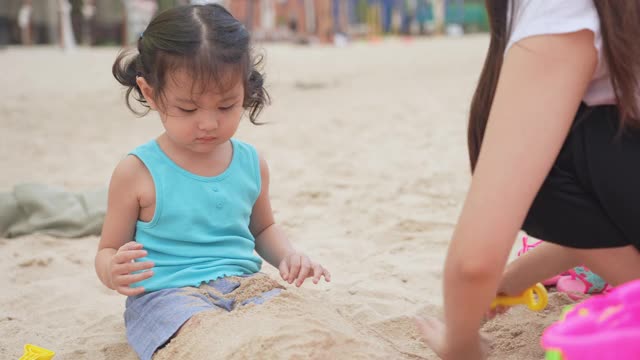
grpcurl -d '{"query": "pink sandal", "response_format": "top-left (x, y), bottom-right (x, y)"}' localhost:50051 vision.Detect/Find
top-left (556, 266), bottom-right (613, 301)
top-left (516, 235), bottom-right (543, 257)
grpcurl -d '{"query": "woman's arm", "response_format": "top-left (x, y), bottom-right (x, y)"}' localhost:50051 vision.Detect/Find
top-left (438, 30), bottom-right (597, 359)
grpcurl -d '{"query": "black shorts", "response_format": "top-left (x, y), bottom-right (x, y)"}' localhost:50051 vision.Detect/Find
top-left (523, 104), bottom-right (640, 251)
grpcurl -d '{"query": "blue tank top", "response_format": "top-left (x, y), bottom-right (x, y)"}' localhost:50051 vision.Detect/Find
top-left (130, 139), bottom-right (263, 292)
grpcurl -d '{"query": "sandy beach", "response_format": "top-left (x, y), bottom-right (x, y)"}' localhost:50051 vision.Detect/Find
top-left (0, 36), bottom-right (570, 359)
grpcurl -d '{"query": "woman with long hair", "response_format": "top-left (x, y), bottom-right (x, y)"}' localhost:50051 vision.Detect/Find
top-left (417, 1), bottom-right (640, 358)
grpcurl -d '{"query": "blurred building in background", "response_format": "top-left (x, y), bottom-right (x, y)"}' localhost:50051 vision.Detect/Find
top-left (0, 0), bottom-right (488, 47)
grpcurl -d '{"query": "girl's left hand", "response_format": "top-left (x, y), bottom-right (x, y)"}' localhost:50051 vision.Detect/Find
top-left (415, 316), bottom-right (491, 360)
top-left (278, 252), bottom-right (331, 287)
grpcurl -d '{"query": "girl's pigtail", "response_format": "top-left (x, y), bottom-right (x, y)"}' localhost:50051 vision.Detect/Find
top-left (112, 48), bottom-right (150, 115)
top-left (245, 68), bottom-right (270, 124)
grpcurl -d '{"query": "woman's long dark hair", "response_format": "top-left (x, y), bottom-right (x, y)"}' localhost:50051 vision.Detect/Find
top-left (468, 1), bottom-right (640, 171)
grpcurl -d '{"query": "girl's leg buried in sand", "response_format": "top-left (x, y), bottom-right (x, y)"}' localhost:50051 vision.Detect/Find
top-left (126, 274), bottom-right (283, 360)
top-left (154, 311), bottom-right (208, 356)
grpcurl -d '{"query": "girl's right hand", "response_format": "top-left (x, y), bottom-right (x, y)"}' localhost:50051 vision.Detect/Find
top-left (108, 241), bottom-right (154, 296)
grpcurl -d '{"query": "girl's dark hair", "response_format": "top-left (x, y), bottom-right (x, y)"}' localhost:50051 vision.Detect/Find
top-left (468, 1), bottom-right (640, 171)
top-left (112, 4), bottom-right (269, 124)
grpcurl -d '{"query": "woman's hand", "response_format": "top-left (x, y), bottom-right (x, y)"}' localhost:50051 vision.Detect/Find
top-left (484, 304), bottom-right (510, 321)
top-left (278, 252), bottom-right (331, 287)
top-left (415, 316), bottom-right (491, 360)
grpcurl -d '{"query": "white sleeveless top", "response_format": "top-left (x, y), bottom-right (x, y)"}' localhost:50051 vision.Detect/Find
top-left (506, 0), bottom-right (616, 106)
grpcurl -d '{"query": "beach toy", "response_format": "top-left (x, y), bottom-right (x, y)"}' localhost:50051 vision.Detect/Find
top-left (19, 344), bottom-right (55, 360)
top-left (555, 266), bottom-right (612, 301)
top-left (491, 283), bottom-right (548, 311)
top-left (516, 234), bottom-right (567, 286)
top-left (542, 279), bottom-right (640, 360)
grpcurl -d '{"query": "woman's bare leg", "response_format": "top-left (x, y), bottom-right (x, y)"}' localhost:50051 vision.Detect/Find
top-left (499, 242), bottom-right (640, 296)
top-left (499, 242), bottom-right (581, 296)
top-left (575, 245), bottom-right (640, 286)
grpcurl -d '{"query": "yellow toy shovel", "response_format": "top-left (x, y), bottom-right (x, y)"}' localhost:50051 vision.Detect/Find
top-left (491, 283), bottom-right (549, 312)
top-left (19, 344), bottom-right (55, 360)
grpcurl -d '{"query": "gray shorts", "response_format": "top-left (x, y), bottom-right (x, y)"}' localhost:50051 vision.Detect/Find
top-left (124, 273), bottom-right (283, 360)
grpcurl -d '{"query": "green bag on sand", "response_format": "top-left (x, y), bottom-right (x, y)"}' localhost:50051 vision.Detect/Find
top-left (0, 184), bottom-right (106, 238)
